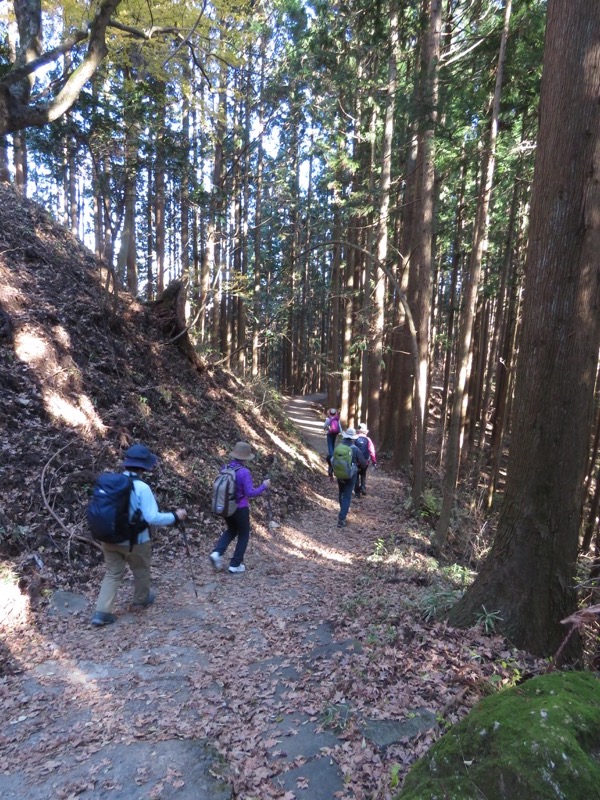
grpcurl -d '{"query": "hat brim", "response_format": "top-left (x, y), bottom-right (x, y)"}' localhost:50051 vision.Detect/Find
top-left (122, 454), bottom-right (158, 470)
top-left (344, 433), bottom-right (358, 440)
top-left (229, 451), bottom-right (255, 461)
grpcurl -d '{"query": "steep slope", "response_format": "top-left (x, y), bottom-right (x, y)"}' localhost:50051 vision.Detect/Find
top-left (0, 182), bottom-right (316, 592)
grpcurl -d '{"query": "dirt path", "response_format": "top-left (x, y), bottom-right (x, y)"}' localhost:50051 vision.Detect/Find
top-left (0, 397), bottom-right (508, 799)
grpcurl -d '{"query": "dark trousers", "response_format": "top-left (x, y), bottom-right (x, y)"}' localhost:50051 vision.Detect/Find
top-left (326, 432), bottom-right (338, 459)
top-left (213, 506), bottom-right (250, 567)
top-left (355, 466), bottom-right (369, 495)
top-left (338, 478), bottom-right (355, 523)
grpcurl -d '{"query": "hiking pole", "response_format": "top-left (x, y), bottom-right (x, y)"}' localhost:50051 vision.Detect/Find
top-left (177, 519), bottom-right (198, 598)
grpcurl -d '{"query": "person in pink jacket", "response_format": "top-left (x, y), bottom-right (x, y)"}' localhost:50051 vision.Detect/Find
top-left (354, 423), bottom-right (377, 496)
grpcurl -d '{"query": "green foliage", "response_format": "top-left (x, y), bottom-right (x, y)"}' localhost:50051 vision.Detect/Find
top-left (419, 488), bottom-right (441, 522)
top-left (476, 605), bottom-right (504, 635)
top-left (419, 588), bottom-right (464, 623)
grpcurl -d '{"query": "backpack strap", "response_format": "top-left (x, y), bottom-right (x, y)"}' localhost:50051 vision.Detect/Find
top-left (125, 473), bottom-right (147, 551)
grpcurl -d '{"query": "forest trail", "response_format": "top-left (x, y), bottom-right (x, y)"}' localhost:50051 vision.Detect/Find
top-left (0, 397), bottom-right (510, 800)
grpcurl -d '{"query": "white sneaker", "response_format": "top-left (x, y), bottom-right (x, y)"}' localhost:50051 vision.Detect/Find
top-left (228, 564), bottom-right (246, 574)
top-left (209, 551), bottom-right (223, 571)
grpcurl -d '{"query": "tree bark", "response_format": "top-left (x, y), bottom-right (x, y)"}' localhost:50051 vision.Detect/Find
top-left (434, 0), bottom-right (511, 550)
top-left (412, 0), bottom-right (442, 506)
top-left (0, 0), bottom-right (123, 135)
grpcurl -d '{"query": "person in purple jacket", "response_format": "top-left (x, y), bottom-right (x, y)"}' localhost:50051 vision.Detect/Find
top-left (209, 442), bottom-right (270, 574)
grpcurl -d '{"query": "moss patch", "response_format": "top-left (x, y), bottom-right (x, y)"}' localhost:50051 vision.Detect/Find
top-left (398, 672), bottom-right (600, 800)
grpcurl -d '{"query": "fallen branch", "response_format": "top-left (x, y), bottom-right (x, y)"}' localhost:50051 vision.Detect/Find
top-left (40, 443), bottom-right (102, 552)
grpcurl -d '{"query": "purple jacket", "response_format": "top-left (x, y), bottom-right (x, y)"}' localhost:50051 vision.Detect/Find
top-left (228, 460), bottom-right (267, 509)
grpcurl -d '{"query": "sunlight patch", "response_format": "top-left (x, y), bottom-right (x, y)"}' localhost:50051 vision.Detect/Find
top-left (14, 329), bottom-right (49, 364)
top-left (282, 529), bottom-right (354, 564)
top-left (45, 390), bottom-right (106, 435)
top-left (0, 565), bottom-right (30, 629)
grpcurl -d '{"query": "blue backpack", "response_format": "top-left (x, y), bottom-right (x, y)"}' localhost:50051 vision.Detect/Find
top-left (355, 435), bottom-right (369, 461)
top-left (87, 473), bottom-right (146, 550)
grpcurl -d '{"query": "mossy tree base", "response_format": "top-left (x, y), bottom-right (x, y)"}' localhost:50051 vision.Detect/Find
top-left (398, 672), bottom-right (600, 800)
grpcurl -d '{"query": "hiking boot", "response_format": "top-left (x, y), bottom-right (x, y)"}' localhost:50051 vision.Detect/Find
top-left (133, 590), bottom-right (156, 609)
top-left (337, 520), bottom-right (346, 528)
top-left (209, 551), bottom-right (224, 571)
top-left (91, 612), bottom-right (117, 627)
top-left (228, 564), bottom-right (246, 574)
top-left (361, 488), bottom-right (367, 496)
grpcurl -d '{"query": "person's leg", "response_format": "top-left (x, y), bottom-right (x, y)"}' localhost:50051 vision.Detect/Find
top-left (213, 517), bottom-right (237, 556)
top-left (361, 465), bottom-right (369, 494)
top-left (354, 469), bottom-right (362, 496)
top-left (230, 507), bottom-right (250, 567)
top-left (95, 544), bottom-right (127, 613)
top-left (327, 433), bottom-right (337, 459)
top-left (128, 541), bottom-right (153, 605)
top-left (338, 479), bottom-right (354, 524)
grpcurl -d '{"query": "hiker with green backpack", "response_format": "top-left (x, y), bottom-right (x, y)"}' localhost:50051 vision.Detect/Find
top-left (331, 427), bottom-right (367, 528)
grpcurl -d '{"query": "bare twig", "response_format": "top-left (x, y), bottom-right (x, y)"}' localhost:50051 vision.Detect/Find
top-left (40, 443), bottom-right (102, 552)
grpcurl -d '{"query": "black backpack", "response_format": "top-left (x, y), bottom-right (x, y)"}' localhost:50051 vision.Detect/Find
top-left (87, 473), bottom-right (147, 550)
top-left (212, 465), bottom-right (241, 518)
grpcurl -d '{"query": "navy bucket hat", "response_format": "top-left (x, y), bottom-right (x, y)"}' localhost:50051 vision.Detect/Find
top-left (122, 444), bottom-right (158, 471)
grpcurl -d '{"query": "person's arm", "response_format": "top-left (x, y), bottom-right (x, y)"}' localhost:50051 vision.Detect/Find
top-left (237, 467), bottom-right (269, 499)
top-left (134, 481), bottom-right (181, 526)
top-left (368, 436), bottom-right (377, 465)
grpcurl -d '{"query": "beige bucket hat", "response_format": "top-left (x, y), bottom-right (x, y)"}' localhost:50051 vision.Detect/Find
top-left (229, 441), bottom-right (255, 461)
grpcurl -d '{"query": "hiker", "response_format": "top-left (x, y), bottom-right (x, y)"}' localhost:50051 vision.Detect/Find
top-left (91, 444), bottom-right (187, 627)
top-left (209, 441), bottom-right (271, 574)
top-left (354, 423), bottom-right (377, 497)
top-left (332, 427), bottom-right (367, 528)
top-left (323, 407), bottom-right (342, 478)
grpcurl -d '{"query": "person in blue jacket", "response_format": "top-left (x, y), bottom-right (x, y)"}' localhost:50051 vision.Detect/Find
top-left (92, 444), bottom-right (187, 627)
top-left (209, 442), bottom-right (271, 574)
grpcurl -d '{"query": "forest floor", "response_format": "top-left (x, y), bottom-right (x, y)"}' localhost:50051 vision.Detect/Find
top-left (0, 395), bottom-right (543, 800)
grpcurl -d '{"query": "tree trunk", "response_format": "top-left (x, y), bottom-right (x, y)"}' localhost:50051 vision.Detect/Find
top-left (368, 2), bottom-right (399, 443)
top-left (434, 0), bottom-right (511, 550)
top-left (412, 0), bottom-right (442, 506)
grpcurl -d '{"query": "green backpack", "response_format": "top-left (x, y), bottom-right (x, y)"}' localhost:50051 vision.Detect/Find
top-left (332, 442), bottom-right (356, 480)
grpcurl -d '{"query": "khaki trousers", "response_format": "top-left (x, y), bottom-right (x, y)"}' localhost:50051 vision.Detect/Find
top-left (95, 540), bottom-right (152, 613)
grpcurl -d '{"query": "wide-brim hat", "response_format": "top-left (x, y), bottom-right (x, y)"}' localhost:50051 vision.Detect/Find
top-left (122, 444), bottom-right (158, 470)
top-left (358, 423), bottom-right (369, 434)
top-left (343, 427), bottom-right (358, 439)
top-left (328, 408), bottom-right (338, 415)
top-left (229, 441), bottom-right (255, 461)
